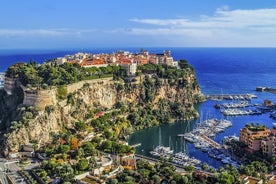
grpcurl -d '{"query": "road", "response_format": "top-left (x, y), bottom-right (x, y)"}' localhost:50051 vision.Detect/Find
top-left (0, 154), bottom-right (40, 184)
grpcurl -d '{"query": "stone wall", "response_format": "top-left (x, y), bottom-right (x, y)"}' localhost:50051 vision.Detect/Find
top-left (21, 78), bottom-right (113, 111)
top-left (22, 87), bottom-right (57, 111)
top-left (4, 77), bottom-right (16, 95)
top-left (66, 77), bottom-right (113, 94)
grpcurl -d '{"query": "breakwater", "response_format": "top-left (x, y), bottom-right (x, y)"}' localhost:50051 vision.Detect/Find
top-left (256, 86), bottom-right (276, 94)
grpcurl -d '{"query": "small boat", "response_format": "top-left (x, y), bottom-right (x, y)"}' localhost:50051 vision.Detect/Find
top-left (214, 103), bottom-right (221, 109)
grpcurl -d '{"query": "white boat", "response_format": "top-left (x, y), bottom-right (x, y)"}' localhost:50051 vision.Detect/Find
top-left (150, 145), bottom-right (174, 157)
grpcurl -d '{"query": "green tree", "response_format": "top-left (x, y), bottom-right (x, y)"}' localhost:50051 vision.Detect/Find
top-left (219, 171), bottom-right (235, 184)
top-left (139, 169), bottom-right (150, 179)
top-left (184, 165), bottom-right (195, 173)
top-left (59, 145), bottom-right (70, 154)
top-left (77, 158), bottom-right (89, 171)
top-left (56, 86), bottom-right (67, 100)
top-left (202, 162), bottom-right (209, 171)
top-left (74, 121), bottom-right (87, 131)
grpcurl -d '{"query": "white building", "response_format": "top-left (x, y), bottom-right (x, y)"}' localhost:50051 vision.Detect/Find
top-left (56, 57), bottom-right (67, 65)
top-left (120, 63), bottom-right (137, 76)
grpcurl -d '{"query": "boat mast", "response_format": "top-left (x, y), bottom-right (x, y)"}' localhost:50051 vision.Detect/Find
top-left (159, 127), bottom-right (161, 146)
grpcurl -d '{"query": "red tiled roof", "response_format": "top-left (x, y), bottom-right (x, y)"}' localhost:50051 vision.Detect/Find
top-left (119, 58), bottom-right (132, 64)
top-left (80, 58), bottom-right (106, 66)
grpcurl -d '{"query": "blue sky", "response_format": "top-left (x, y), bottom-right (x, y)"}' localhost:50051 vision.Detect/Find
top-left (1, 0), bottom-right (276, 49)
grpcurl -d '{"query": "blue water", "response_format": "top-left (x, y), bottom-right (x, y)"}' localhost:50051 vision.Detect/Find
top-left (1, 47), bottom-right (276, 168)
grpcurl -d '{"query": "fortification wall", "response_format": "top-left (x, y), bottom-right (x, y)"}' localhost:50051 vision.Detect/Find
top-left (23, 87), bottom-right (57, 110)
top-left (66, 77), bottom-right (113, 94)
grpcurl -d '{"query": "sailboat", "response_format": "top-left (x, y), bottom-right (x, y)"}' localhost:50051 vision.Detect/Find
top-left (150, 128), bottom-right (174, 157)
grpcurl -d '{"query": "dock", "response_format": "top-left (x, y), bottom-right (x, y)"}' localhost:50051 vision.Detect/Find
top-left (205, 93), bottom-right (257, 101)
top-left (200, 135), bottom-right (221, 149)
top-left (256, 86), bottom-right (276, 94)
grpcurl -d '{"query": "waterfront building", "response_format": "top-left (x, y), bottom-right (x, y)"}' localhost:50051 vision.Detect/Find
top-left (240, 124), bottom-right (270, 151)
top-left (261, 127), bottom-right (276, 157)
top-left (264, 99), bottom-right (273, 107)
top-left (239, 124), bottom-right (276, 156)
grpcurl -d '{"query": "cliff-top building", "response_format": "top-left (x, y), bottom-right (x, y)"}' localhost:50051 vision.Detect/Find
top-left (55, 49), bottom-right (178, 68)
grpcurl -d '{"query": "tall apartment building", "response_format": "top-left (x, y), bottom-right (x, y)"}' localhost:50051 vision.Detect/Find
top-left (240, 124), bottom-right (270, 151)
top-left (261, 127), bottom-right (276, 157)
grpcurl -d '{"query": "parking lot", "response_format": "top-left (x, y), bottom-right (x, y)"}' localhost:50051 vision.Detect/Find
top-left (0, 154), bottom-right (40, 184)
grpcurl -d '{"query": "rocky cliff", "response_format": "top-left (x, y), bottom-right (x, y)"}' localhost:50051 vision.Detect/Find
top-left (1, 72), bottom-right (203, 153)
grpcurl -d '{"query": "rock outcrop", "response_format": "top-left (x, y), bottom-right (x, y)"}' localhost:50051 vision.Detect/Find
top-left (2, 72), bottom-right (203, 152)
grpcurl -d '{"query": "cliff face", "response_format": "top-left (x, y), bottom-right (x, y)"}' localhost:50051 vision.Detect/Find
top-left (2, 73), bottom-right (202, 152)
top-left (5, 110), bottom-right (62, 152)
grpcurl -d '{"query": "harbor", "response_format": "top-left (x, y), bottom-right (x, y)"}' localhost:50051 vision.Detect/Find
top-left (205, 93), bottom-right (257, 101)
top-left (149, 145), bottom-right (201, 167)
top-left (128, 48), bottom-right (276, 170)
top-left (216, 99), bottom-right (276, 116)
top-left (149, 118), bottom-right (242, 168)
top-left (128, 94), bottom-right (276, 169)
top-left (176, 118), bottom-right (241, 168)
top-left (149, 128), bottom-right (202, 167)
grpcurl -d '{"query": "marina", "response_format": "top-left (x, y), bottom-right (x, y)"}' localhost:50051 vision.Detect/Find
top-left (150, 129), bottom-right (202, 167)
top-left (128, 48), bottom-right (276, 170)
top-left (205, 94), bottom-right (257, 101)
top-left (215, 100), bottom-right (273, 116)
top-left (221, 108), bottom-right (262, 116)
top-left (222, 101), bottom-right (250, 108)
top-left (179, 119), bottom-right (232, 151)
top-left (178, 117), bottom-right (241, 168)
top-left (150, 145), bottom-right (201, 167)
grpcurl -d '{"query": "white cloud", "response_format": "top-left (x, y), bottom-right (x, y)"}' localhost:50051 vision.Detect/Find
top-left (125, 8), bottom-right (276, 46)
top-left (0, 28), bottom-right (98, 38)
top-left (1, 8), bottom-right (276, 47)
top-left (130, 8), bottom-right (276, 29)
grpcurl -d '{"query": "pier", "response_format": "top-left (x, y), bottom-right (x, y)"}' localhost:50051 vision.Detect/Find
top-left (205, 93), bottom-right (257, 101)
top-left (199, 135), bottom-right (221, 149)
top-left (256, 86), bottom-right (276, 94)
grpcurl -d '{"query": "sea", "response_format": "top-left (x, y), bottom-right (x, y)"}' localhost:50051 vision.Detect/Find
top-left (1, 47), bottom-right (276, 168)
